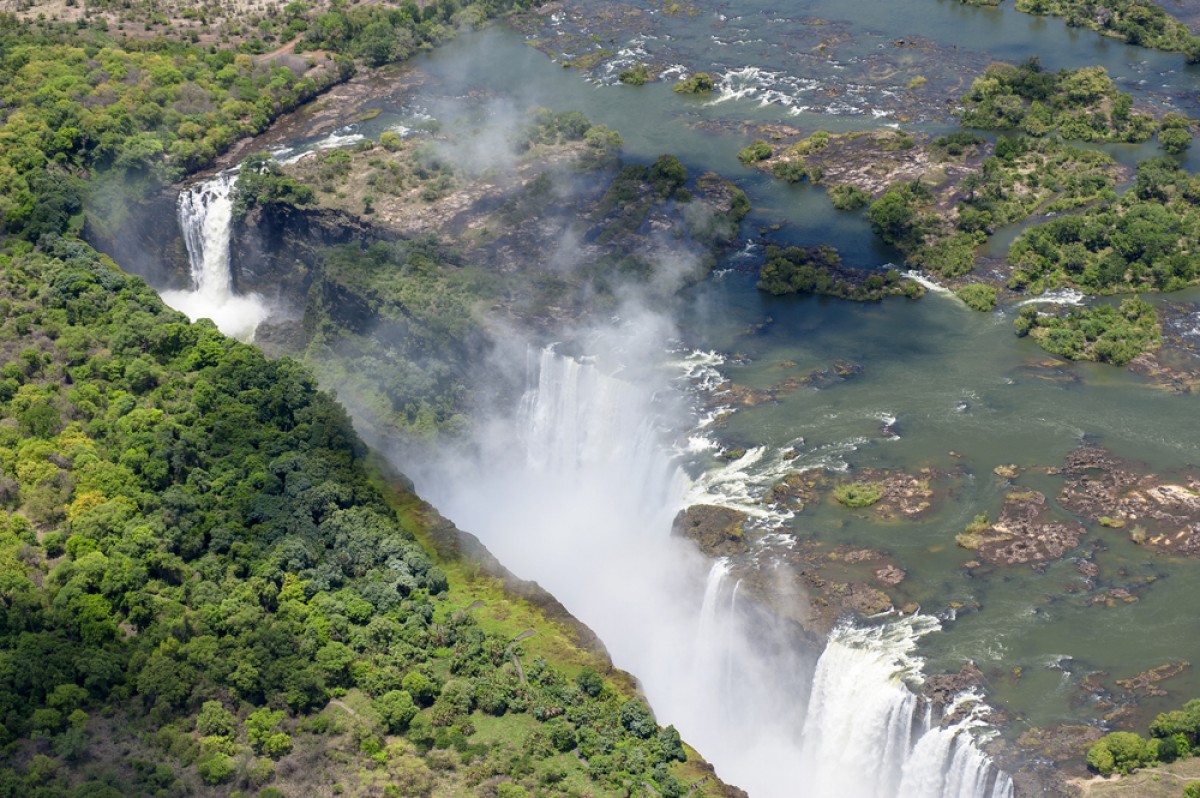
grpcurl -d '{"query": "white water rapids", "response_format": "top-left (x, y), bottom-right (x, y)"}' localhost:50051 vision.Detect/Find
top-left (422, 344), bottom-right (1014, 798)
top-left (162, 171), bottom-right (270, 341)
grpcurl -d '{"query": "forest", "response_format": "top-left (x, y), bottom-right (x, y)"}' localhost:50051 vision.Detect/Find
top-left (0, 2), bottom-right (733, 796)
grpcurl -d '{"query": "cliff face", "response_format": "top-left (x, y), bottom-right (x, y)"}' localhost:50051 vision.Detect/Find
top-left (230, 202), bottom-right (385, 309)
top-left (83, 188), bottom-right (192, 290)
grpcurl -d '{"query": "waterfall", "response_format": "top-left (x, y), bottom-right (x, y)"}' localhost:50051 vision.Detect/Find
top-left (799, 619), bottom-right (1015, 798)
top-left (422, 343), bottom-right (1012, 798)
top-left (161, 171), bottom-right (269, 341)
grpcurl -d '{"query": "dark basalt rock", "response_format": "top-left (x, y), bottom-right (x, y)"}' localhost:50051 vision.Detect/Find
top-left (958, 490), bottom-right (1086, 566)
top-left (231, 203), bottom-right (383, 310)
top-left (1060, 445), bottom-right (1200, 556)
top-left (924, 662), bottom-right (985, 710)
top-left (83, 188), bottom-right (191, 290)
top-left (671, 504), bottom-right (749, 557)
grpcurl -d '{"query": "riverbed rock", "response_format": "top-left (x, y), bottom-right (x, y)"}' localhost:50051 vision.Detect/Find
top-left (1060, 445), bottom-right (1200, 556)
top-left (993, 464), bottom-right (1021, 480)
top-left (840, 584), bottom-right (893, 616)
top-left (957, 490), bottom-right (1085, 566)
top-left (1114, 661), bottom-right (1189, 697)
top-left (764, 470), bottom-right (821, 511)
top-left (671, 505), bottom-right (749, 557)
top-left (923, 662), bottom-right (984, 709)
top-left (873, 564), bottom-right (907, 586)
top-left (1016, 724), bottom-right (1104, 764)
top-left (843, 468), bottom-right (940, 519)
top-left (1128, 351), bottom-right (1200, 394)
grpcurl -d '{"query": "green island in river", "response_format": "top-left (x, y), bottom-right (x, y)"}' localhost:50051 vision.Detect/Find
top-left (3, 0), bottom-right (1200, 796)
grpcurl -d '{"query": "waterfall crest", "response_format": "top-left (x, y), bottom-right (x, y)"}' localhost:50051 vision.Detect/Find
top-left (422, 343), bottom-right (1012, 798)
top-left (162, 171), bottom-right (269, 341)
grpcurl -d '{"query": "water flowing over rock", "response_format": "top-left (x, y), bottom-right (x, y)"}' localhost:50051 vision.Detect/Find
top-left (421, 341), bottom-right (1012, 798)
top-left (162, 171), bottom-right (270, 341)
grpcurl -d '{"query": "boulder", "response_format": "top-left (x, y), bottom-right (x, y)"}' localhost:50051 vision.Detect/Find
top-left (671, 505), bottom-right (749, 557)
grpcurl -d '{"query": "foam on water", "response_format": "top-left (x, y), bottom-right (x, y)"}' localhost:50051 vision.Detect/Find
top-left (1015, 287), bottom-right (1086, 307)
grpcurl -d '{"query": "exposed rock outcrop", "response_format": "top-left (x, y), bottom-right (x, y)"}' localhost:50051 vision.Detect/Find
top-left (957, 489), bottom-right (1086, 565)
top-left (671, 505), bottom-right (749, 557)
top-left (1061, 445), bottom-right (1200, 556)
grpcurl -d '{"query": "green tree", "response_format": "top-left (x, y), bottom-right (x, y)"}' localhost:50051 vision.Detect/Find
top-left (196, 701), bottom-right (237, 738)
top-left (375, 690), bottom-right (418, 733)
top-left (620, 699), bottom-right (656, 739)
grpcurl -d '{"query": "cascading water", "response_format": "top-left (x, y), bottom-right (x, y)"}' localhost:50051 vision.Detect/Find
top-left (422, 341), bottom-right (1012, 798)
top-left (162, 171), bottom-right (270, 341)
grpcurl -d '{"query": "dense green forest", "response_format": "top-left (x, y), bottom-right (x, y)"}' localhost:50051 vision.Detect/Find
top-left (1008, 158), bottom-right (1200, 294)
top-left (0, 240), bottom-right (723, 797)
top-left (0, 3), bottom-right (737, 796)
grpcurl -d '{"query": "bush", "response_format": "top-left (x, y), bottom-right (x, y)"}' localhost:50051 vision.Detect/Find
top-left (619, 699), bottom-right (656, 739)
top-left (376, 690), bottom-right (419, 733)
top-left (1087, 731), bottom-right (1155, 776)
top-left (196, 701), bottom-right (237, 738)
top-left (618, 63), bottom-right (652, 85)
top-left (576, 669), bottom-right (603, 698)
top-left (673, 72), bottom-right (715, 94)
top-left (737, 139), bottom-right (773, 164)
top-left (833, 483), bottom-right (883, 508)
top-left (956, 283), bottom-right (998, 312)
top-left (772, 160), bottom-right (812, 183)
top-left (829, 184), bottom-right (870, 211)
top-left (197, 753), bottom-right (235, 785)
top-left (380, 131), bottom-right (403, 151)
top-left (1160, 126), bottom-right (1192, 155)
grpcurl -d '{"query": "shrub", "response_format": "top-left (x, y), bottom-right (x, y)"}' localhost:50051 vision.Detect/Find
top-left (833, 483), bottom-right (884, 508)
top-left (376, 690), bottom-right (419, 733)
top-left (829, 184), bottom-right (870, 211)
top-left (380, 131), bottom-right (403, 151)
top-left (1160, 126), bottom-right (1192, 155)
top-left (618, 63), bottom-right (652, 85)
top-left (619, 699), bottom-right (656, 739)
top-left (956, 283), bottom-right (998, 312)
top-left (196, 701), bottom-right (237, 738)
top-left (576, 669), bottom-right (603, 698)
top-left (197, 752), bottom-right (235, 784)
top-left (772, 160), bottom-right (811, 183)
top-left (673, 72), bottom-right (715, 93)
top-left (1087, 731), bottom-right (1155, 776)
top-left (738, 139), bottom-right (773, 164)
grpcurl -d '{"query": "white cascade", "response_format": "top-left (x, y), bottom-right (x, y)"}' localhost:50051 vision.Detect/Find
top-left (162, 171), bottom-right (269, 341)
top-left (422, 343), bottom-right (1012, 798)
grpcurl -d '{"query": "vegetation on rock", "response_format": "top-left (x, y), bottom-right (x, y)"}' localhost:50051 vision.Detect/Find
top-left (959, 58), bottom-right (1157, 143)
top-left (956, 283), bottom-right (998, 312)
top-left (1008, 158), bottom-right (1200, 295)
top-left (833, 483), bottom-right (885, 508)
top-left (1012, 0), bottom-right (1200, 57)
top-left (757, 245), bottom-right (921, 301)
top-left (1086, 697), bottom-right (1200, 777)
top-left (1015, 296), bottom-right (1161, 365)
top-left (617, 63), bottom-right (653, 86)
top-left (672, 72), bottom-right (715, 94)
